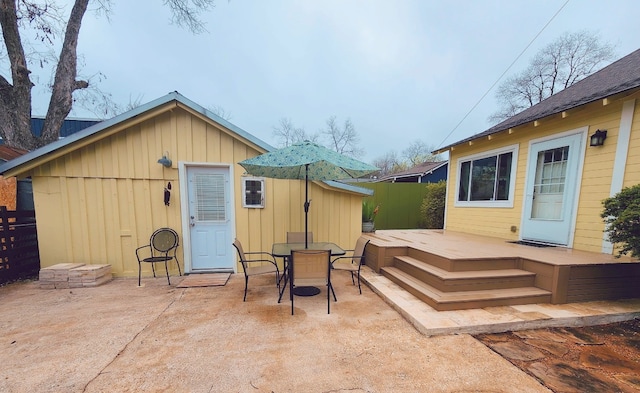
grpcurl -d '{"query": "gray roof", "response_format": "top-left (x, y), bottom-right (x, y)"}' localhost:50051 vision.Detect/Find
top-left (440, 48), bottom-right (640, 151)
top-left (377, 160), bottom-right (447, 182)
top-left (0, 91), bottom-right (372, 196)
top-left (0, 91), bottom-right (273, 174)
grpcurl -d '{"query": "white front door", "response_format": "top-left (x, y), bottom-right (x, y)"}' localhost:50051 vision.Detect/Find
top-left (186, 166), bottom-right (234, 272)
top-left (521, 132), bottom-right (584, 245)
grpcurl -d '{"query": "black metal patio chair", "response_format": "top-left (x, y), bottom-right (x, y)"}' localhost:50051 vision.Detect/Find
top-left (331, 237), bottom-right (369, 294)
top-left (233, 238), bottom-right (280, 301)
top-left (136, 228), bottom-right (181, 286)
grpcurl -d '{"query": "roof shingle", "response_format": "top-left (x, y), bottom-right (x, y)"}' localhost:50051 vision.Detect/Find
top-left (441, 48), bottom-right (640, 150)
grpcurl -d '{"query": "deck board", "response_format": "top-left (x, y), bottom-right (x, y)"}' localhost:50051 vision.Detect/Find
top-left (363, 229), bottom-right (640, 308)
top-left (364, 229), bottom-right (638, 266)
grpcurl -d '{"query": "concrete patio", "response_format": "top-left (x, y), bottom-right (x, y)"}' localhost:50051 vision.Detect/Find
top-left (1, 267), bottom-right (638, 393)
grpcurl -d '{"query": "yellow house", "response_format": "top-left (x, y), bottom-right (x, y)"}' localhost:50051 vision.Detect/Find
top-left (437, 48), bottom-right (640, 255)
top-left (0, 92), bottom-right (372, 278)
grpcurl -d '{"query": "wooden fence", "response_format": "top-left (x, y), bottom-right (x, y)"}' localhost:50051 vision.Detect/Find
top-left (358, 182), bottom-right (430, 229)
top-left (0, 207), bottom-right (40, 284)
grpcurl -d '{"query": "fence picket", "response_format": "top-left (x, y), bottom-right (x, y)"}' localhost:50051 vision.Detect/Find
top-left (0, 207), bottom-right (40, 284)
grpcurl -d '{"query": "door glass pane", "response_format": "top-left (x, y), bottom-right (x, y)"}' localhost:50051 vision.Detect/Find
top-left (531, 146), bottom-right (569, 220)
top-left (195, 173), bottom-right (226, 221)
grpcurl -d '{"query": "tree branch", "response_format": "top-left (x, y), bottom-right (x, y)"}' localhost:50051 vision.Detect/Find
top-left (0, 0), bottom-right (35, 148)
top-left (41, 0), bottom-right (90, 147)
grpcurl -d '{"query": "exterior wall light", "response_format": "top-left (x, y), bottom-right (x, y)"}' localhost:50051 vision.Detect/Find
top-left (589, 129), bottom-right (607, 147)
top-left (157, 152), bottom-right (172, 167)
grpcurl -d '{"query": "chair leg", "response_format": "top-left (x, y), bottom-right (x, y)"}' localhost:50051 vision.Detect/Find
top-left (327, 283), bottom-right (330, 314)
top-left (164, 261), bottom-right (171, 285)
top-left (290, 276), bottom-right (294, 316)
top-left (329, 283), bottom-right (337, 302)
top-left (357, 271), bottom-right (362, 294)
top-left (138, 263), bottom-right (142, 286)
top-left (175, 257), bottom-right (182, 276)
top-left (243, 275), bottom-right (249, 302)
top-left (278, 273), bottom-right (288, 303)
top-left (151, 263), bottom-right (156, 278)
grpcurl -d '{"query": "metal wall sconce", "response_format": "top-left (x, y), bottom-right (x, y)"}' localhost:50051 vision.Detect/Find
top-left (157, 152), bottom-right (172, 167)
top-left (589, 129), bottom-right (607, 146)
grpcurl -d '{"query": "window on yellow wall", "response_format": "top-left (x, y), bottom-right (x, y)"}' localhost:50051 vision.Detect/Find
top-left (242, 177), bottom-right (265, 208)
top-left (455, 144), bottom-right (518, 208)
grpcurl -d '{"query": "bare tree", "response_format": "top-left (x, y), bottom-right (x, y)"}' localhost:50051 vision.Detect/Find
top-left (402, 140), bottom-right (440, 166)
top-left (323, 115), bottom-right (362, 157)
top-left (372, 151), bottom-right (403, 177)
top-left (272, 117), bottom-right (318, 147)
top-left (0, 0), bottom-right (215, 150)
top-left (208, 104), bottom-right (232, 121)
top-left (489, 30), bottom-right (616, 123)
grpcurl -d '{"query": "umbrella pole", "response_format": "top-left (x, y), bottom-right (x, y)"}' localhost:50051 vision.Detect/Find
top-left (304, 164), bottom-right (309, 248)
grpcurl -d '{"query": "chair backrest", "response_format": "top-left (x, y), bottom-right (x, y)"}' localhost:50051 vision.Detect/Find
top-left (232, 238), bottom-right (247, 266)
top-left (290, 249), bottom-right (330, 286)
top-left (287, 231), bottom-right (313, 244)
top-left (151, 228), bottom-right (179, 253)
top-left (352, 237), bottom-right (370, 263)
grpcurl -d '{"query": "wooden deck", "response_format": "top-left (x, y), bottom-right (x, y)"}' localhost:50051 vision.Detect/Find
top-left (362, 230), bottom-right (640, 311)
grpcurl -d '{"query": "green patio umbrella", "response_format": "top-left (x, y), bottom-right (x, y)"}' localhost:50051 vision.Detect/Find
top-left (238, 141), bottom-right (378, 248)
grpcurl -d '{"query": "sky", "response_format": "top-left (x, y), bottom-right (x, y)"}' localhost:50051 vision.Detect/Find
top-left (27, 0), bottom-right (640, 164)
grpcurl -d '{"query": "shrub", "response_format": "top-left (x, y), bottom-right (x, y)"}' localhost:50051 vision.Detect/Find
top-left (601, 184), bottom-right (640, 258)
top-left (362, 199), bottom-right (379, 222)
top-left (419, 181), bottom-right (446, 229)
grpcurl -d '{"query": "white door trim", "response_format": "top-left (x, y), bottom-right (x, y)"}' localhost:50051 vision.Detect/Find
top-left (602, 99), bottom-right (636, 253)
top-left (520, 127), bottom-right (588, 247)
top-left (178, 161), bottom-right (237, 274)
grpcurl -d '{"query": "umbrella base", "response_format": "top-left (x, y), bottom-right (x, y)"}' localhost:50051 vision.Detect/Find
top-left (293, 286), bottom-right (321, 296)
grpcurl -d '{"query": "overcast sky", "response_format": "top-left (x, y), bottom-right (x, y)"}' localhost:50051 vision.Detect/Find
top-left (30, 0), bottom-right (640, 164)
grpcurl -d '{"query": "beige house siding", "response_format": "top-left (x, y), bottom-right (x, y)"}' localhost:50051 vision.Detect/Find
top-left (21, 103), bottom-right (363, 277)
top-left (446, 93), bottom-right (640, 253)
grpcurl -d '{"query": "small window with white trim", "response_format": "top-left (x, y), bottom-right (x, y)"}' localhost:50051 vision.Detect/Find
top-left (242, 177), bottom-right (265, 208)
top-left (455, 145), bottom-right (518, 207)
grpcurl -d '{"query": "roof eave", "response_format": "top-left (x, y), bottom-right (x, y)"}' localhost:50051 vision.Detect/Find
top-left (0, 91), bottom-right (276, 177)
top-left (321, 180), bottom-right (374, 196)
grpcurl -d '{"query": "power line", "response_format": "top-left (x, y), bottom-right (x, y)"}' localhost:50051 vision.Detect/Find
top-left (436, 0), bottom-right (571, 149)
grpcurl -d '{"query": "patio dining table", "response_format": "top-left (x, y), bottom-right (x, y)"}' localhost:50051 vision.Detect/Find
top-left (272, 242), bottom-right (345, 301)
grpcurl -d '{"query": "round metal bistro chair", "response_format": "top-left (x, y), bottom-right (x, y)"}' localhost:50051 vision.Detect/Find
top-left (136, 228), bottom-right (181, 286)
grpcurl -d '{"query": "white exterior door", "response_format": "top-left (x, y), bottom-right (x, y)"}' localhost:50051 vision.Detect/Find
top-left (521, 132), bottom-right (584, 245)
top-left (186, 166), bottom-right (234, 272)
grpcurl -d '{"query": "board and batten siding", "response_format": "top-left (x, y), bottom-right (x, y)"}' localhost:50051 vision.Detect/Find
top-left (446, 95), bottom-right (639, 254)
top-left (26, 105), bottom-right (362, 277)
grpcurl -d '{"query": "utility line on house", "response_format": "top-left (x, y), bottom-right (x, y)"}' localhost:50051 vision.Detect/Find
top-left (435, 0), bottom-right (571, 150)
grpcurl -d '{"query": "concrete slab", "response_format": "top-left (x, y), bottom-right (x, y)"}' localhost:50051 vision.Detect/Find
top-left (361, 266), bottom-right (640, 336)
top-left (0, 272), bottom-right (552, 393)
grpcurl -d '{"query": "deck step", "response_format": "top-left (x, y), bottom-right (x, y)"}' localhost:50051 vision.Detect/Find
top-left (393, 255), bottom-right (536, 292)
top-left (381, 266), bottom-right (552, 311)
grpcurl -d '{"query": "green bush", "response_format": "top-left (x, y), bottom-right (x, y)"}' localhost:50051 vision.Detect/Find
top-left (601, 184), bottom-right (640, 258)
top-left (419, 181), bottom-right (446, 229)
top-left (362, 199), bottom-right (379, 222)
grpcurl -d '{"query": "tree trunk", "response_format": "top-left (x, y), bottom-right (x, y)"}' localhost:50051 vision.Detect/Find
top-left (0, 0), bottom-right (36, 149)
top-left (40, 0), bottom-right (90, 148)
top-left (0, 0), bottom-right (89, 151)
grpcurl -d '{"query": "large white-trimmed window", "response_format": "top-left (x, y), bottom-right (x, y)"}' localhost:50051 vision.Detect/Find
top-left (455, 145), bottom-right (518, 207)
top-left (242, 177), bottom-right (265, 208)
